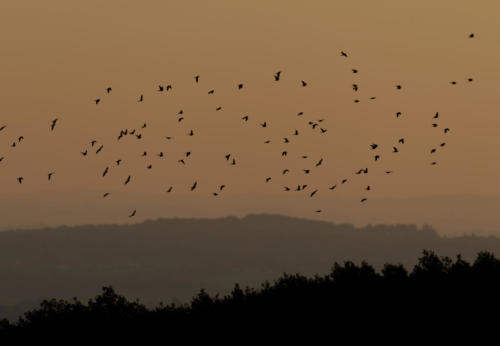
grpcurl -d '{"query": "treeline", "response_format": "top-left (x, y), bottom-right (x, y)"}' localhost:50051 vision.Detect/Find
top-left (1, 250), bottom-right (499, 340)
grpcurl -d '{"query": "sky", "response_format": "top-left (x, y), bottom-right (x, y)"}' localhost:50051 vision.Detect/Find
top-left (0, 1), bottom-right (499, 234)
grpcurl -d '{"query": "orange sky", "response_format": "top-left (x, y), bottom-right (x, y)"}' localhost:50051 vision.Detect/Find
top-left (0, 1), bottom-right (499, 233)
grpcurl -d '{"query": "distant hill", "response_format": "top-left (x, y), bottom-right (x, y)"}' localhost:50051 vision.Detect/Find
top-left (1, 214), bottom-right (500, 320)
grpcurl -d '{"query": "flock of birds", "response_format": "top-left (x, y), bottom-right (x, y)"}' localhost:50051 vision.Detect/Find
top-left (1, 33), bottom-right (476, 218)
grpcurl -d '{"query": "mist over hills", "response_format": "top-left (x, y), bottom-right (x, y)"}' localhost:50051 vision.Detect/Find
top-left (1, 213), bottom-right (500, 320)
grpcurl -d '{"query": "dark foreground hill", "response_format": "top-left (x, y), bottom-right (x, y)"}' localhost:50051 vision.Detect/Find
top-left (1, 251), bottom-right (499, 341)
top-left (1, 214), bottom-right (500, 321)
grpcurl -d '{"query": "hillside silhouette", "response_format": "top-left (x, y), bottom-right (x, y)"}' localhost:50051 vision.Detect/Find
top-left (1, 214), bottom-right (500, 321)
top-left (1, 250), bottom-right (498, 341)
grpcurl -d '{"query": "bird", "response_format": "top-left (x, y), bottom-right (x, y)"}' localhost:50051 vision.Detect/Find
top-left (264, 140), bottom-right (271, 144)
top-left (396, 112), bottom-right (402, 118)
top-left (95, 99), bottom-right (100, 105)
top-left (158, 152), bottom-right (164, 157)
top-left (370, 96), bottom-right (376, 100)
top-left (242, 115), bottom-right (249, 121)
top-left (178, 110), bottom-right (184, 115)
top-left (231, 159), bottom-right (236, 165)
top-left (440, 142), bottom-right (446, 147)
top-left (103, 193), bottom-right (110, 198)
top-left (430, 148), bottom-right (436, 154)
top-left (225, 154), bottom-right (231, 161)
top-left (444, 128), bottom-right (450, 134)
top-left (396, 85), bottom-right (402, 90)
top-left (398, 138), bottom-right (405, 144)
top-left (301, 80), bottom-right (307, 87)
top-left (315, 210), bottom-right (322, 213)
top-left (116, 159), bottom-right (122, 166)
top-left (297, 112), bottom-right (304, 116)
top-left (96, 145), bottom-right (103, 154)
top-left (141, 123), bottom-right (146, 129)
top-left (166, 186), bottom-right (173, 193)
top-left (374, 155), bottom-right (380, 161)
top-left (341, 179), bottom-right (347, 184)
top-left (138, 94), bottom-right (144, 102)
top-left (208, 89), bottom-right (215, 95)
top-left (265, 177), bottom-right (272, 183)
top-left (329, 185), bottom-right (337, 190)
top-left (393, 147), bottom-right (399, 153)
top-left (467, 78), bottom-right (473, 82)
top-left (361, 198), bottom-right (367, 203)
top-left (370, 144), bottom-right (378, 150)
top-left (274, 71), bottom-right (281, 81)
top-left (212, 192), bottom-right (219, 197)
top-left (340, 51), bottom-right (348, 57)
top-left (106, 87), bottom-right (112, 94)
top-left (50, 118), bottom-right (58, 131)
top-left (166, 85), bottom-right (172, 91)
top-left (185, 152), bottom-right (191, 157)
top-left (178, 117), bottom-right (184, 122)
top-left (431, 162), bottom-right (437, 165)
top-left (283, 186), bottom-right (291, 191)
top-left (128, 210), bottom-right (136, 218)
top-left (216, 106), bottom-right (222, 111)
top-left (17, 177), bottom-right (23, 184)
top-left (219, 185), bottom-right (226, 191)
top-left (11, 142), bottom-right (16, 148)
top-left (178, 159), bottom-right (185, 165)
top-left (91, 140), bottom-right (97, 147)
top-left (352, 69), bottom-right (358, 73)
top-left (450, 81), bottom-right (457, 85)
top-left (190, 181), bottom-right (198, 191)
top-left (432, 123), bottom-right (438, 128)
top-left (320, 128), bottom-right (327, 134)
top-left (18, 136), bottom-right (24, 142)
top-left (365, 186), bottom-right (371, 191)
top-left (0, 157), bottom-right (3, 162)
top-left (81, 150), bottom-right (88, 156)
top-left (141, 151), bottom-right (147, 157)
top-left (124, 176), bottom-right (131, 185)
top-left (315, 158), bottom-right (323, 167)
top-left (293, 130), bottom-right (299, 136)
top-left (433, 112), bottom-right (439, 119)
top-left (238, 83), bottom-right (243, 90)
top-left (282, 169), bottom-right (290, 175)
top-left (310, 189), bottom-right (318, 197)
top-left (352, 84), bottom-right (358, 92)
top-left (354, 99), bottom-right (360, 103)
top-left (260, 122), bottom-right (267, 128)
top-left (304, 169), bottom-right (310, 174)
top-left (469, 33), bottom-right (475, 38)
top-left (188, 130), bottom-right (194, 136)
top-left (283, 138), bottom-right (289, 143)
top-left (158, 85), bottom-right (164, 92)
top-left (385, 170), bottom-right (393, 174)
top-left (194, 75), bottom-right (200, 83)
top-left (0, 125), bottom-right (6, 131)
top-left (48, 172), bottom-right (55, 181)
top-left (102, 167), bottom-right (109, 177)
top-left (147, 164), bottom-right (152, 169)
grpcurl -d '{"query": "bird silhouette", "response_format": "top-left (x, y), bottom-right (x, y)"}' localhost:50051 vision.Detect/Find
top-left (147, 164), bottom-right (152, 169)
top-left (190, 181), bottom-right (198, 191)
top-left (208, 90), bottom-right (215, 95)
top-left (467, 78), bottom-right (473, 82)
top-left (301, 80), bottom-right (307, 87)
top-left (124, 176), bottom-right (131, 185)
top-left (96, 145), bottom-right (103, 154)
top-left (310, 189), bottom-right (318, 197)
top-left (103, 192), bottom-right (110, 198)
top-left (158, 85), bottom-right (164, 92)
top-left (329, 185), bottom-right (337, 190)
top-left (440, 142), bottom-right (446, 147)
top-left (469, 33), bottom-right (474, 38)
top-left (393, 147), bottom-right (399, 153)
top-left (340, 51), bottom-right (348, 57)
top-left (81, 150), bottom-right (88, 156)
top-left (304, 169), bottom-right (310, 174)
top-left (444, 128), bottom-right (450, 134)
top-left (361, 198), bottom-right (367, 202)
top-left (297, 112), bottom-right (303, 116)
top-left (274, 71), bottom-right (281, 81)
top-left (260, 122), bottom-right (267, 128)
top-left (128, 210), bottom-right (136, 217)
top-left (365, 186), bottom-right (371, 191)
top-left (0, 125), bottom-right (6, 131)
top-left (158, 152), bottom-right (164, 157)
top-left (91, 140), bottom-right (97, 147)
top-left (17, 177), bottom-right (23, 184)
top-left (188, 130), bottom-right (194, 136)
top-left (433, 112), bottom-right (439, 119)
top-left (166, 85), bottom-right (172, 91)
top-left (396, 112), bottom-right (402, 118)
top-left (352, 69), bottom-right (358, 73)
top-left (398, 138), bottom-right (405, 144)
top-left (396, 85), bottom-right (402, 90)
top-left (95, 99), bottom-right (100, 104)
top-left (116, 159), bottom-right (122, 166)
top-left (265, 177), bottom-right (272, 183)
top-left (374, 155), bottom-right (380, 161)
top-left (371, 144), bottom-right (378, 150)
top-left (102, 167), bottom-right (109, 177)
top-left (50, 118), bottom-right (58, 131)
top-left (283, 186), bottom-right (291, 191)
top-left (450, 81), bottom-right (457, 85)
top-left (195, 75), bottom-right (200, 83)
top-left (430, 148), bottom-right (436, 154)
top-left (242, 115), bottom-right (249, 121)
top-left (216, 106), bottom-right (222, 111)
top-left (341, 179), bottom-right (347, 184)
top-left (106, 87), bottom-right (112, 94)
top-left (352, 84), bottom-right (358, 92)
top-left (432, 123), bottom-right (438, 128)
top-left (166, 186), bottom-right (173, 193)
top-left (282, 169), bottom-right (290, 175)
top-left (138, 94), bottom-right (144, 102)
top-left (238, 83), bottom-right (243, 89)
top-left (315, 158), bottom-right (323, 167)
top-left (48, 172), bottom-right (55, 181)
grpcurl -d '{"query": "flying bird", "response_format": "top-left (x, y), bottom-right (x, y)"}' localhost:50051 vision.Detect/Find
top-left (444, 128), bottom-right (450, 134)
top-left (274, 71), bottom-right (281, 81)
top-left (166, 186), bottom-right (173, 193)
top-left (352, 84), bottom-right (358, 92)
top-left (340, 51), bottom-right (348, 57)
top-left (265, 177), bottom-right (272, 183)
top-left (48, 172), bottom-right (55, 181)
top-left (95, 99), bottom-right (100, 104)
top-left (17, 177), bottom-right (23, 184)
top-left (102, 167), bottom-right (109, 177)
top-left (124, 176), bottom-right (131, 185)
top-left (103, 193), bottom-right (110, 198)
top-left (128, 210), bottom-right (136, 218)
top-left (50, 118), bottom-right (58, 131)
top-left (370, 144), bottom-right (378, 150)
top-left (301, 80), bottom-right (307, 87)
top-left (310, 190), bottom-right (318, 197)
top-left (190, 181), bottom-right (198, 191)
top-left (106, 87), bottom-right (112, 93)
top-left (315, 158), bottom-right (323, 167)
top-left (96, 145), bottom-right (103, 154)
top-left (195, 75), bottom-right (200, 83)
top-left (138, 94), bottom-right (144, 102)
top-left (361, 198), bottom-right (367, 203)
top-left (238, 83), bottom-right (243, 89)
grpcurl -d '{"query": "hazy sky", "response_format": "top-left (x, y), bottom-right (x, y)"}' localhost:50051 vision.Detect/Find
top-left (0, 1), bottom-right (499, 232)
